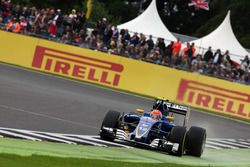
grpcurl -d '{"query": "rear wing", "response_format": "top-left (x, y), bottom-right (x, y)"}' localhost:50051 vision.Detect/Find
top-left (154, 98), bottom-right (190, 126)
top-left (165, 102), bottom-right (189, 116)
top-left (165, 102), bottom-right (190, 126)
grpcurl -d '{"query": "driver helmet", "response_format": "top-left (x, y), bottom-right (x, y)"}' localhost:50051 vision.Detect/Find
top-left (150, 110), bottom-right (162, 120)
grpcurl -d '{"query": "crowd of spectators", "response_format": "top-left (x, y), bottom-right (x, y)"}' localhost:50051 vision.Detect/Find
top-left (0, 0), bottom-right (250, 85)
top-left (0, 0), bottom-right (86, 42)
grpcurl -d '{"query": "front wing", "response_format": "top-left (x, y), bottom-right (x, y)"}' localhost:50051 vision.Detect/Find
top-left (100, 127), bottom-right (179, 153)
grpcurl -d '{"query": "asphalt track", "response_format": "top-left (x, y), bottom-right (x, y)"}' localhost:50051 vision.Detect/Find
top-left (0, 63), bottom-right (249, 139)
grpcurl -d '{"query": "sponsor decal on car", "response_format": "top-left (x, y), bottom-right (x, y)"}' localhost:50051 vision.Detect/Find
top-left (176, 79), bottom-right (250, 118)
top-left (32, 46), bottom-right (124, 86)
top-left (136, 121), bottom-right (151, 138)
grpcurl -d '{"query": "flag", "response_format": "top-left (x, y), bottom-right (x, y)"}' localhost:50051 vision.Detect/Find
top-left (188, 0), bottom-right (209, 11)
top-left (85, 0), bottom-right (94, 20)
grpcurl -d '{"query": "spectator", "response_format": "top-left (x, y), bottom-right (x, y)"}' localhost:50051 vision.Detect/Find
top-left (130, 32), bottom-right (139, 47)
top-left (240, 55), bottom-right (249, 71)
top-left (138, 33), bottom-right (146, 46)
top-left (185, 42), bottom-right (195, 60)
top-left (2, 0), bottom-right (11, 22)
top-left (109, 37), bottom-right (116, 52)
top-left (12, 4), bottom-right (22, 18)
top-left (121, 29), bottom-right (130, 44)
top-left (76, 11), bottom-right (86, 29)
top-left (213, 49), bottom-right (223, 65)
top-left (181, 42), bottom-right (190, 59)
top-left (223, 50), bottom-right (232, 67)
top-left (203, 46), bottom-right (213, 63)
top-left (33, 11), bottom-right (46, 34)
top-left (103, 24), bottom-right (113, 48)
top-left (48, 19), bottom-right (57, 38)
top-left (53, 9), bottom-right (61, 24)
top-left (19, 16), bottom-right (27, 33)
top-left (163, 41), bottom-right (174, 65)
top-left (112, 25), bottom-right (119, 40)
top-left (68, 9), bottom-right (77, 20)
top-left (190, 42), bottom-right (196, 57)
top-left (97, 17), bottom-right (107, 37)
top-left (172, 38), bottom-right (182, 66)
top-left (172, 38), bottom-right (182, 58)
top-left (156, 38), bottom-right (166, 57)
top-left (146, 35), bottom-right (154, 51)
top-left (146, 49), bottom-right (160, 64)
top-left (5, 18), bottom-right (13, 31)
top-left (183, 42), bottom-right (194, 69)
top-left (12, 17), bottom-right (21, 33)
top-left (61, 25), bottom-right (73, 43)
top-left (96, 35), bottom-right (104, 51)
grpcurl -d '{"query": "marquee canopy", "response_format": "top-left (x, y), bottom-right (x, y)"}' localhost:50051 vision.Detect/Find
top-left (117, 0), bottom-right (176, 42)
top-left (191, 11), bottom-right (249, 63)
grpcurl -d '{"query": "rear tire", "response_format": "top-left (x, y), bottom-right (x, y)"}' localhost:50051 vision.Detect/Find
top-left (168, 126), bottom-right (187, 156)
top-left (100, 110), bottom-right (121, 141)
top-left (186, 126), bottom-right (207, 157)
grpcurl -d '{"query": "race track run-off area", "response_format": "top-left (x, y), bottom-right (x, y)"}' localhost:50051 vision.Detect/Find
top-left (0, 127), bottom-right (250, 150)
top-left (0, 63), bottom-right (250, 166)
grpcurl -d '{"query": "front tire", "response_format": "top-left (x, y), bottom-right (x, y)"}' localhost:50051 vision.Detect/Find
top-left (168, 126), bottom-right (187, 156)
top-left (186, 126), bottom-right (207, 157)
top-left (100, 110), bottom-right (121, 141)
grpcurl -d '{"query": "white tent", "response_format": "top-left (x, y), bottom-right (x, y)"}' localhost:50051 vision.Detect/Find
top-left (191, 11), bottom-right (249, 63)
top-left (117, 0), bottom-right (176, 43)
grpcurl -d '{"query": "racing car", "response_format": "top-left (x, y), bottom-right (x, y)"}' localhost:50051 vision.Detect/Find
top-left (99, 97), bottom-right (207, 157)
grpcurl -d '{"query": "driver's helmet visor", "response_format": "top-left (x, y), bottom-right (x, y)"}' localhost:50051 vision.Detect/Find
top-left (151, 113), bottom-right (161, 120)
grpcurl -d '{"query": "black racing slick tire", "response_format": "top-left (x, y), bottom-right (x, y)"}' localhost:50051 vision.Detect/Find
top-left (186, 126), bottom-right (207, 157)
top-left (100, 110), bottom-right (121, 141)
top-left (168, 126), bottom-right (187, 156)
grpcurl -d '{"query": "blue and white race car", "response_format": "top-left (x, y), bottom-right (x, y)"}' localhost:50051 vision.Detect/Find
top-left (99, 98), bottom-right (207, 157)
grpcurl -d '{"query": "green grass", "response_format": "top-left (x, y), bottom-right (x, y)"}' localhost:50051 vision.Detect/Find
top-left (0, 138), bottom-right (250, 167)
top-left (0, 154), bottom-right (194, 167)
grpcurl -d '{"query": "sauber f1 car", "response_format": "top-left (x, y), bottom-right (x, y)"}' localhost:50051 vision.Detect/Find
top-left (99, 98), bottom-right (207, 157)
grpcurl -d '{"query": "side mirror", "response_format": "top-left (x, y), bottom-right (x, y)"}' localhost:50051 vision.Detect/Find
top-left (136, 109), bottom-right (144, 113)
top-left (166, 116), bottom-right (174, 121)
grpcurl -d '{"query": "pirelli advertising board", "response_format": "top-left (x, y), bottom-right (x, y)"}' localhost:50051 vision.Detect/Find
top-left (176, 79), bottom-right (250, 119)
top-left (32, 45), bottom-right (123, 87)
top-left (0, 30), bottom-right (249, 120)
